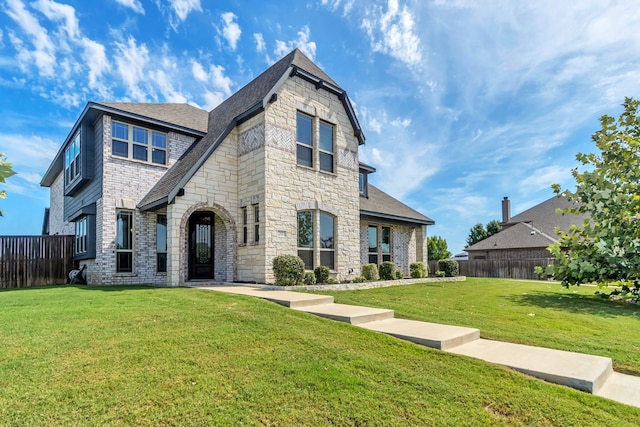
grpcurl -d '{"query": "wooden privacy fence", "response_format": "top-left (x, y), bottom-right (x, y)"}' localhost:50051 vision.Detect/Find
top-left (0, 235), bottom-right (75, 288)
top-left (429, 258), bottom-right (556, 281)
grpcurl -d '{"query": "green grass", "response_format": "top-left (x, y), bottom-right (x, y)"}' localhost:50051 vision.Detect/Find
top-left (310, 278), bottom-right (640, 376)
top-left (0, 285), bottom-right (638, 426)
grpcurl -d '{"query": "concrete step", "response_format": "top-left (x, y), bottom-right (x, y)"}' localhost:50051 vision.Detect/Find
top-left (595, 372), bottom-right (640, 408)
top-left (448, 338), bottom-right (613, 393)
top-left (359, 318), bottom-right (480, 350)
top-left (191, 285), bottom-right (334, 308)
top-left (294, 303), bottom-right (394, 325)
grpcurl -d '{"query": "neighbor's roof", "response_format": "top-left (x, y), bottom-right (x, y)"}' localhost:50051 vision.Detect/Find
top-left (466, 195), bottom-right (589, 251)
top-left (360, 185), bottom-right (434, 226)
top-left (40, 102), bottom-right (208, 187)
top-left (138, 48), bottom-right (364, 211)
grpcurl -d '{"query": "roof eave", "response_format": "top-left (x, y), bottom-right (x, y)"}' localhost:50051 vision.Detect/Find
top-left (290, 66), bottom-right (365, 145)
top-left (360, 209), bottom-right (435, 226)
top-left (90, 102), bottom-right (208, 137)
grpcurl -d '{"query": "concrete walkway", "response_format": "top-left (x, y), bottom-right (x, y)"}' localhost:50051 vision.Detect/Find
top-left (190, 284), bottom-right (640, 409)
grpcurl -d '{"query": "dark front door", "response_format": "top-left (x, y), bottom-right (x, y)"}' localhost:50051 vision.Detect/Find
top-left (189, 212), bottom-right (215, 280)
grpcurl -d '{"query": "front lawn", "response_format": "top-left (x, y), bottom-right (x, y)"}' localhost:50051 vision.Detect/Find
top-left (310, 278), bottom-right (640, 375)
top-left (0, 285), bottom-right (638, 425)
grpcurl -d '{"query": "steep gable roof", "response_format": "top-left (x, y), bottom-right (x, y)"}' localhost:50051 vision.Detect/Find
top-left (466, 195), bottom-right (588, 251)
top-left (138, 49), bottom-right (363, 211)
top-left (360, 185), bottom-right (434, 226)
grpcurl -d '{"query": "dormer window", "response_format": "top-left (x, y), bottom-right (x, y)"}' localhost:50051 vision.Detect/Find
top-left (112, 121), bottom-right (167, 165)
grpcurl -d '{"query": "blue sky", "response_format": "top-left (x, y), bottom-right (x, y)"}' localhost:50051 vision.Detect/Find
top-left (1, 0), bottom-right (639, 254)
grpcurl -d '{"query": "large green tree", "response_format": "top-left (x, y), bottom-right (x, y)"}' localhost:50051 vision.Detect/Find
top-left (427, 235), bottom-right (452, 261)
top-left (539, 97), bottom-right (640, 293)
top-left (0, 153), bottom-right (16, 217)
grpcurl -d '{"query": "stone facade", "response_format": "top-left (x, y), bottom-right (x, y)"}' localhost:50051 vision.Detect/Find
top-left (261, 76), bottom-right (361, 283)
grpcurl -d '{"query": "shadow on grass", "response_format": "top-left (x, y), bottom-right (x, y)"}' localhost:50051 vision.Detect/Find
top-left (504, 290), bottom-right (640, 319)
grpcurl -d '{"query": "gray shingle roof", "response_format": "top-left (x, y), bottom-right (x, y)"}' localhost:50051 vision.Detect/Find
top-left (465, 195), bottom-right (588, 251)
top-left (138, 49), bottom-right (353, 210)
top-left (95, 102), bottom-right (209, 133)
top-left (360, 185), bottom-right (434, 225)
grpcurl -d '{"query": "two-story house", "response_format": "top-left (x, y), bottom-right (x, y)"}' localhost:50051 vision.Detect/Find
top-left (41, 49), bottom-right (434, 286)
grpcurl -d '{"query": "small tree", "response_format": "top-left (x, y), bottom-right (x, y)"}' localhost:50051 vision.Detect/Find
top-left (0, 153), bottom-right (16, 217)
top-left (538, 97), bottom-right (640, 294)
top-left (427, 236), bottom-right (452, 261)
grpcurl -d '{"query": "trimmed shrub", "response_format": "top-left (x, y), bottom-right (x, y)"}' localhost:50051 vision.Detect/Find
top-left (394, 269), bottom-right (404, 279)
top-left (303, 271), bottom-right (316, 285)
top-left (410, 261), bottom-right (427, 279)
top-left (438, 259), bottom-right (459, 277)
top-left (272, 255), bottom-right (305, 286)
top-left (353, 276), bottom-right (366, 283)
top-left (327, 277), bottom-right (339, 284)
top-left (361, 264), bottom-right (379, 281)
top-left (435, 270), bottom-right (445, 277)
top-left (379, 261), bottom-right (396, 280)
top-left (314, 266), bottom-right (330, 284)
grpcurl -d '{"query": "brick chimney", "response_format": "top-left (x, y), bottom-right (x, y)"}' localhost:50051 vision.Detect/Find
top-left (501, 196), bottom-right (511, 224)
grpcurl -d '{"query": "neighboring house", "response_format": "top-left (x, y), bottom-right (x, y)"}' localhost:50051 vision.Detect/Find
top-left (465, 195), bottom-right (588, 260)
top-left (41, 49), bottom-right (434, 286)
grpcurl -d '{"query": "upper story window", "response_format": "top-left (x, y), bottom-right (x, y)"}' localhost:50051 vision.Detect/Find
top-left (112, 121), bottom-right (167, 165)
top-left (296, 113), bottom-right (313, 168)
top-left (358, 173), bottom-right (364, 194)
top-left (296, 112), bottom-right (336, 173)
top-left (319, 122), bottom-right (334, 173)
top-left (64, 132), bottom-right (81, 185)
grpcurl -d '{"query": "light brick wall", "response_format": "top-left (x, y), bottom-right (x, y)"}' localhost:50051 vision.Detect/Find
top-left (88, 115), bottom-right (196, 285)
top-left (359, 221), bottom-right (423, 276)
top-left (262, 76), bottom-right (361, 283)
top-left (48, 172), bottom-right (74, 235)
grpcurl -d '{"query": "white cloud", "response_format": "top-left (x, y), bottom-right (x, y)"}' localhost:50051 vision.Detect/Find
top-left (360, 0), bottom-right (422, 68)
top-left (274, 25), bottom-right (316, 60)
top-left (114, 0), bottom-right (145, 14)
top-left (32, 0), bottom-right (80, 40)
top-left (114, 36), bottom-right (149, 100)
top-left (168, 0), bottom-right (201, 22)
top-left (254, 33), bottom-right (265, 53)
top-left (5, 0), bottom-right (56, 77)
top-left (0, 133), bottom-right (59, 196)
top-left (220, 12), bottom-right (241, 51)
top-left (80, 37), bottom-right (109, 96)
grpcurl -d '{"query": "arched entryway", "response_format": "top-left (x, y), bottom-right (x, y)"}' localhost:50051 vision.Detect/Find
top-left (188, 211), bottom-right (215, 280)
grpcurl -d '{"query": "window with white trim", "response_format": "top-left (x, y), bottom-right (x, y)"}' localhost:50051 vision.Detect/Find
top-left (75, 216), bottom-right (87, 255)
top-left (116, 209), bottom-right (133, 273)
top-left (65, 132), bottom-right (81, 185)
top-left (112, 121), bottom-right (167, 165)
top-left (157, 215), bottom-right (167, 273)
